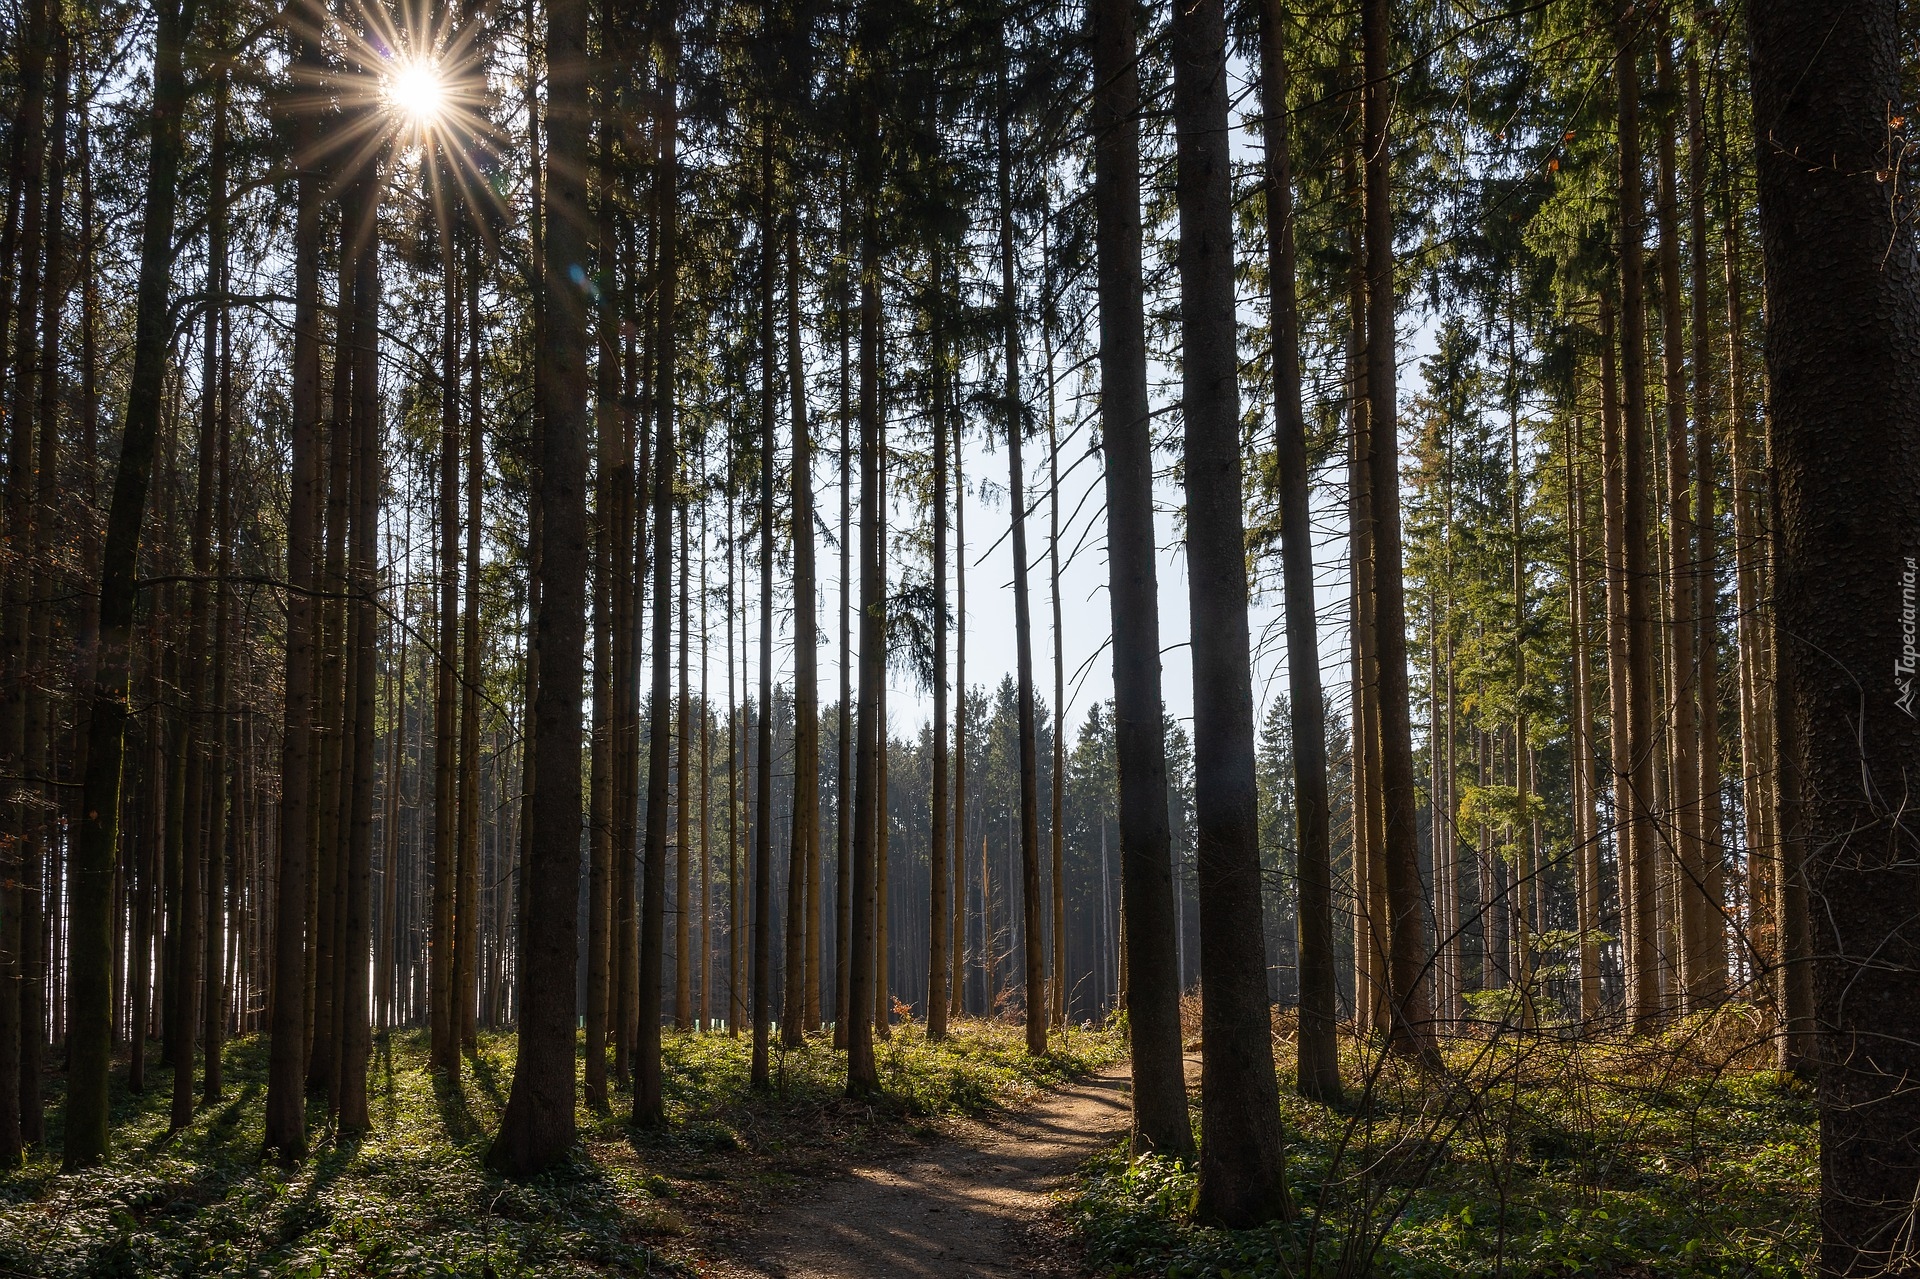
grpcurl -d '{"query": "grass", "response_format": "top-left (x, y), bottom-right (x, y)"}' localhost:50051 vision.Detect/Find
top-left (1067, 1004), bottom-right (1816, 1278)
top-left (0, 1018), bottom-right (1125, 1278)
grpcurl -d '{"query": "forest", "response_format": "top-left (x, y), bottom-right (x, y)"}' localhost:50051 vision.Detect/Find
top-left (0, 0), bottom-right (1914, 1273)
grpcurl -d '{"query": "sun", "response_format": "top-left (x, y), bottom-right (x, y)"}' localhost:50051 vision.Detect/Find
top-left (384, 58), bottom-right (447, 129)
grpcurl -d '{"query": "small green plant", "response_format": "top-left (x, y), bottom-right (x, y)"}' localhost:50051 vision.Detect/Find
top-left (1067, 1006), bottom-right (1815, 1278)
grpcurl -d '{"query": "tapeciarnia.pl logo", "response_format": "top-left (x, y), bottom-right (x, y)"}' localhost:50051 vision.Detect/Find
top-left (1900, 557), bottom-right (1919, 717)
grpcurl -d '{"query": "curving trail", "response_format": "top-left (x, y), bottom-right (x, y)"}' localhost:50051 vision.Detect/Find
top-left (723, 1066), bottom-right (1132, 1277)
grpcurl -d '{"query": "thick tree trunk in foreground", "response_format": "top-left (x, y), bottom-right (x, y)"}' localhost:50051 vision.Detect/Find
top-left (1746, 4), bottom-right (1920, 1272)
top-left (1089, 0), bottom-right (1191, 1160)
top-left (488, 0), bottom-right (588, 1175)
top-left (1171, 0), bottom-right (1288, 1224)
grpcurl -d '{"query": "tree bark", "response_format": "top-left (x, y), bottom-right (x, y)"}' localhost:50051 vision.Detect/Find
top-left (1614, 3), bottom-right (1662, 1031)
top-left (64, 0), bottom-right (195, 1168)
top-left (1259, 0), bottom-right (1341, 1102)
top-left (1746, 5), bottom-right (1920, 1270)
top-left (786, 210), bottom-right (821, 1044)
top-left (432, 146), bottom-right (462, 1080)
top-left (264, 11), bottom-right (323, 1162)
top-left (1685, 45), bottom-right (1727, 1007)
top-left (336, 176), bottom-right (381, 1133)
top-left (633, 13), bottom-right (678, 1125)
top-left (1089, 0), bottom-right (1191, 1157)
top-left (751, 122), bottom-right (776, 1085)
top-left (487, 0), bottom-right (589, 1172)
top-left (1360, 0), bottom-right (1437, 1058)
top-left (845, 59), bottom-right (885, 1094)
top-left (1654, 29), bottom-right (1713, 1013)
top-left (1172, 0), bottom-right (1289, 1223)
top-left (927, 242), bottom-right (951, 1042)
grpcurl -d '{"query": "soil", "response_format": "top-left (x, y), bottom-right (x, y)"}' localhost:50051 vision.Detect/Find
top-left (711, 1066), bottom-right (1133, 1278)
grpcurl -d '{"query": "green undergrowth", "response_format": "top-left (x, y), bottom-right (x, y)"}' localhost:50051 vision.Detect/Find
top-left (1069, 1006), bottom-right (1815, 1278)
top-left (0, 1018), bottom-right (1122, 1278)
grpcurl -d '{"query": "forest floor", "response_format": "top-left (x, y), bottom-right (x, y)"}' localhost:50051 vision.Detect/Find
top-left (0, 1019), bottom-right (1125, 1278)
top-left (1065, 1004), bottom-right (1818, 1278)
top-left (714, 1061), bottom-right (1135, 1278)
top-left (0, 1006), bottom-right (1822, 1278)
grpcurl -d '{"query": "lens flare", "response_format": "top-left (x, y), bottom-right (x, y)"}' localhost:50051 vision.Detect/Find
top-left (385, 59), bottom-right (446, 128)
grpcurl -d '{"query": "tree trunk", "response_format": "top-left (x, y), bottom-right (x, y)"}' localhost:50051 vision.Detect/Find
top-left (1685, 45), bottom-right (1727, 1007)
top-left (3, 0), bottom-right (52, 1155)
top-left (1089, 0), bottom-right (1191, 1157)
top-left (336, 178), bottom-right (381, 1132)
top-left (1654, 29), bottom-right (1713, 1012)
top-left (264, 13), bottom-right (322, 1161)
top-left (432, 153), bottom-right (462, 1080)
top-left (1568, 413), bottom-right (1602, 1024)
top-left (1042, 249), bottom-right (1067, 1033)
top-left (633, 16), bottom-right (678, 1125)
top-left (992, 63), bottom-right (1047, 1057)
top-left (459, 228), bottom-right (486, 1055)
top-left (927, 242), bottom-right (951, 1042)
top-left (951, 385), bottom-right (967, 1022)
top-left (202, 50), bottom-right (229, 1099)
top-left (834, 215), bottom-right (854, 1047)
top-left (1172, 0), bottom-right (1289, 1224)
top-left (786, 210), bottom-right (821, 1044)
top-left (487, 0), bottom-right (589, 1173)
top-left (1746, 6), bottom-right (1920, 1270)
top-left (1720, 79), bottom-right (1776, 996)
top-left (1260, 0), bottom-right (1341, 1102)
top-left (64, 0), bottom-right (193, 1168)
top-left (845, 63), bottom-right (885, 1095)
top-left (19, 22), bottom-right (69, 1146)
top-left (585, 115), bottom-right (618, 1107)
top-left (677, 480), bottom-right (693, 1033)
top-left (1360, 0), bottom-right (1436, 1058)
top-left (1614, 4), bottom-right (1662, 1031)
top-left (751, 122), bottom-right (776, 1086)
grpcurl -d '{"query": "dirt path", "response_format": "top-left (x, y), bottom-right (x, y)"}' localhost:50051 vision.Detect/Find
top-left (721, 1067), bottom-right (1132, 1278)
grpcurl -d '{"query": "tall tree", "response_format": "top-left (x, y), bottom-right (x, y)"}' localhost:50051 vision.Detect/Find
top-left (1746, 3), bottom-right (1920, 1271)
top-left (785, 207), bottom-right (821, 1045)
top-left (1089, 0), bottom-right (1189, 1159)
top-left (845, 17), bottom-right (886, 1093)
top-left (927, 241), bottom-right (952, 1042)
top-left (633, 0), bottom-right (680, 1127)
top-left (488, 0), bottom-right (590, 1173)
top-left (1258, 0), bottom-right (1340, 1103)
top-left (63, 0), bottom-right (197, 1169)
top-left (263, 10), bottom-right (324, 1163)
top-left (993, 42), bottom-right (1047, 1058)
top-left (751, 121), bottom-right (776, 1087)
top-left (1359, 0), bottom-right (1436, 1058)
top-left (1613, 0), bottom-right (1661, 1031)
top-left (1171, 0), bottom-right (1288, 1222)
